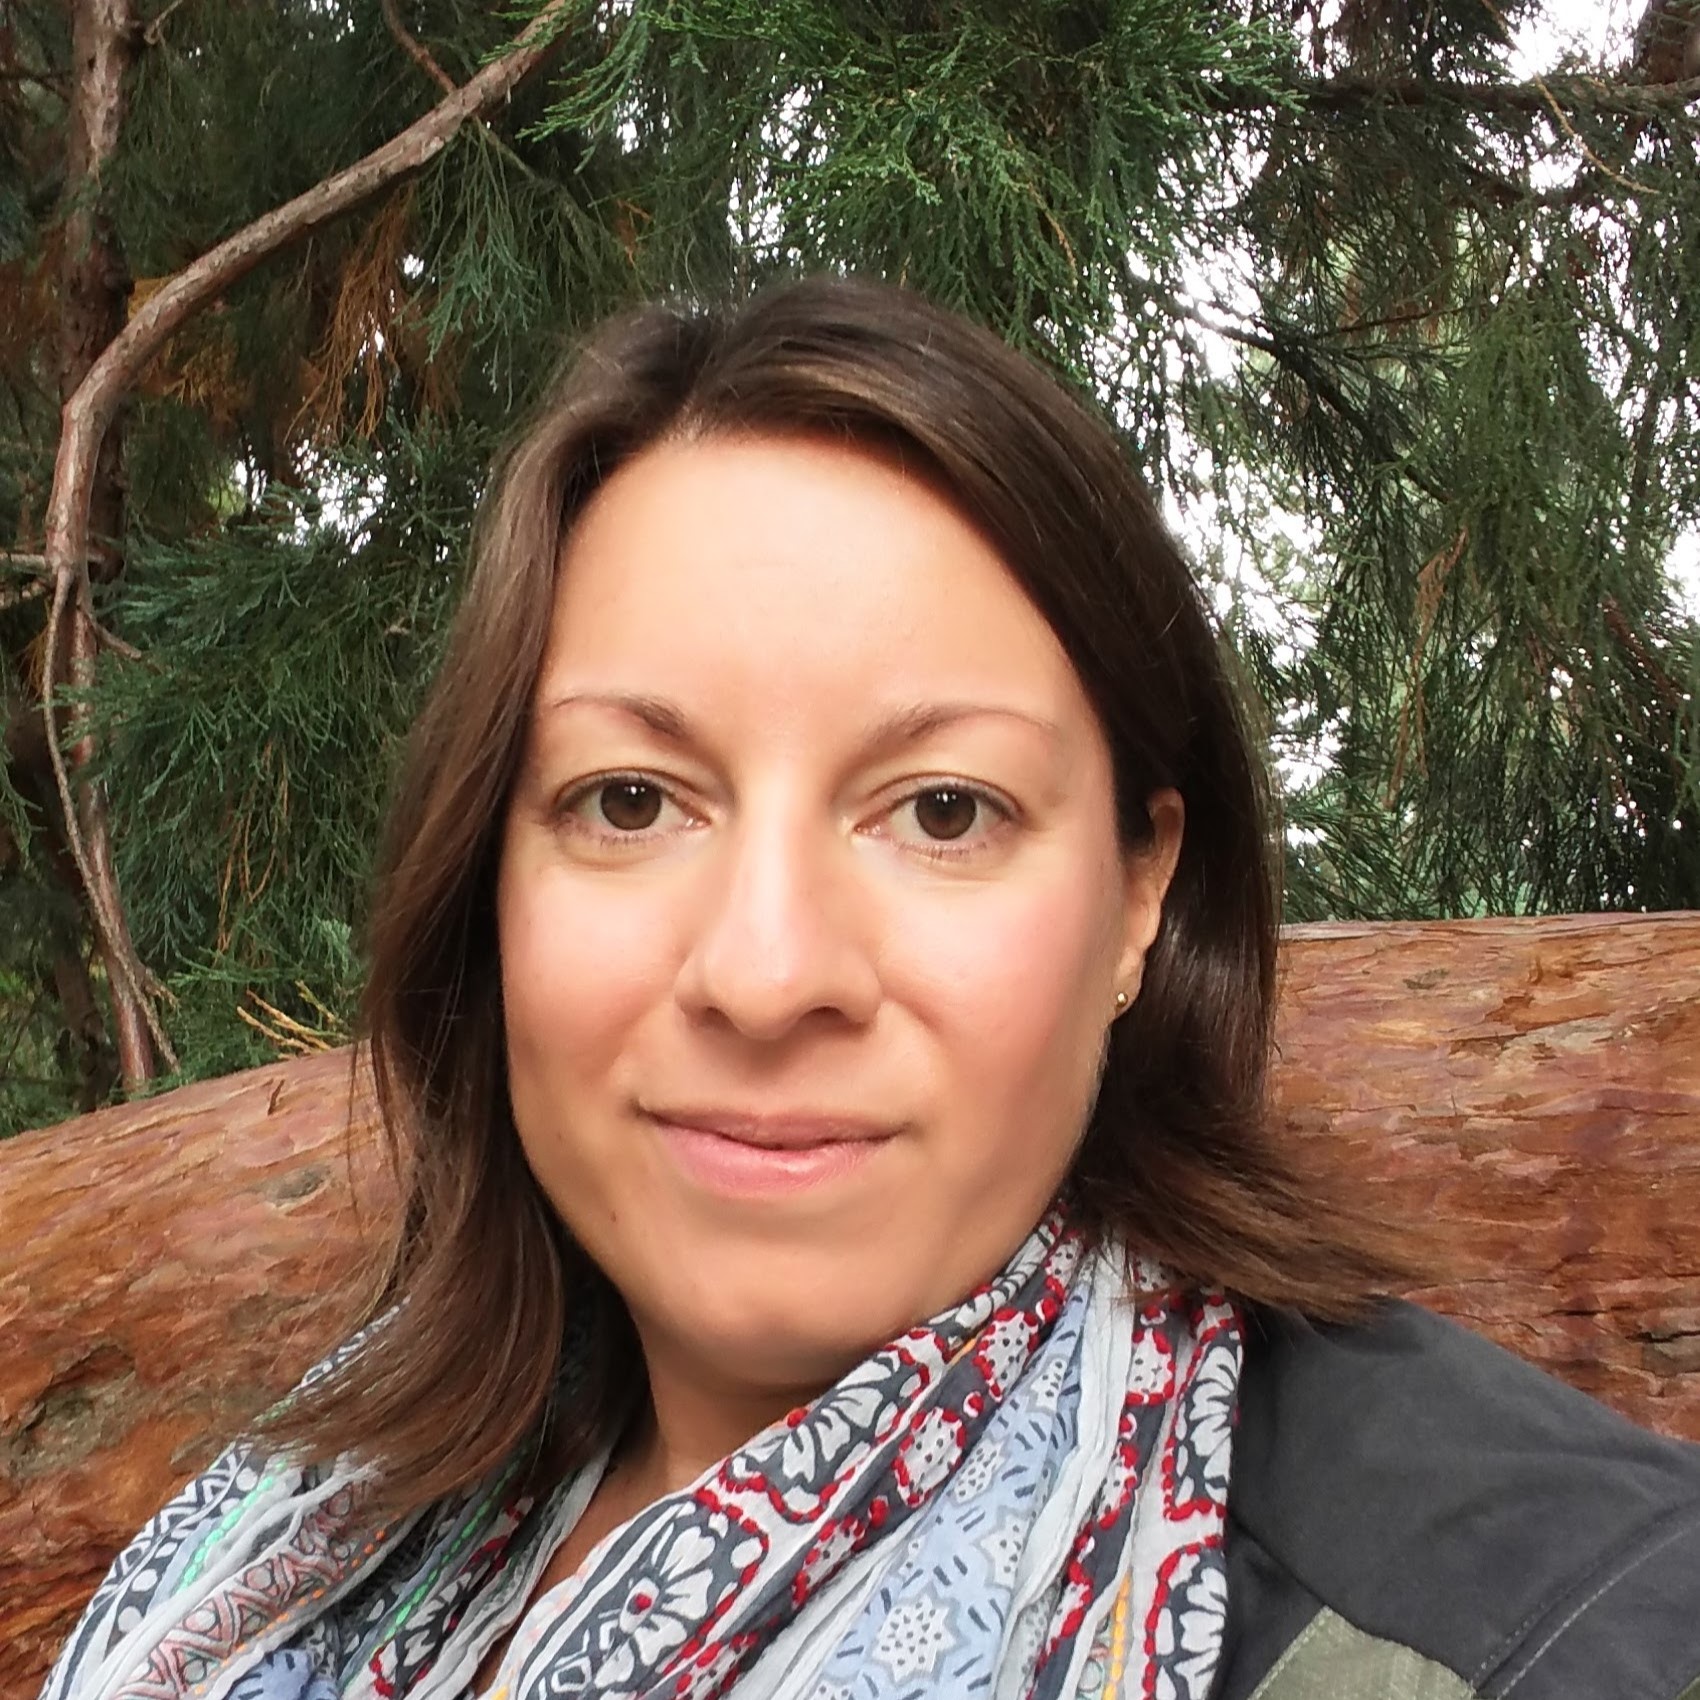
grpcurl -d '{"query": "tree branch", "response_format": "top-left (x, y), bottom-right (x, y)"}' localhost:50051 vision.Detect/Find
top-left (378, 0), bottom-right (559, 189)
top-left (1476, 0), bottom-right (1657, 194)
top-left (1160, 289), bottom-right (1451, 505)
top-left (1283, 72), bottom-right (1700, 118)
top-left (379, 0), bottom-right (456, 96)
top-left (1, 551), bottom-right (116, 574)
top-left (141, 0), bottom-right (194, 49)
top-left (0, 66), bottom-right (68, 92)
top-left (52, 0), bottom-right (162, 1087)
top-left (89, 613), bottom-right (143, 662)
top-left (40, 0), bottom-right (573, 1087)
top-left (1631, 0), bottom-right (1700, 85)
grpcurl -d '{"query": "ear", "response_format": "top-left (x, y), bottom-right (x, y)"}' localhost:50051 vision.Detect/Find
top-left (1113, 788), bottom-right (1184, 1009)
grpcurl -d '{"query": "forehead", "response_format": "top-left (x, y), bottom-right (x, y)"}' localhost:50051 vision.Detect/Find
top-left (536, 431), bottom-right (1094, 734)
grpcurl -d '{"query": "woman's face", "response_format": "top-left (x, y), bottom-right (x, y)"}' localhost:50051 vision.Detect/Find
top-left (498, 431), bottom-right (1180, 1409)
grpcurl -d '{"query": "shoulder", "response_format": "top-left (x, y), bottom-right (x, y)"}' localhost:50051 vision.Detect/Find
top-left (1212, 1298), bottom-right (1700, 1700)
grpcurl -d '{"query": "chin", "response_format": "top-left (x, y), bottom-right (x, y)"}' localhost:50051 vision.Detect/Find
top-left (643, 1241), bottom-right (927, 1393)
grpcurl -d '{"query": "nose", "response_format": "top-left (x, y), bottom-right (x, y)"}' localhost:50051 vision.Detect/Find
top-left (673, 793), bottom-right (882, 1042)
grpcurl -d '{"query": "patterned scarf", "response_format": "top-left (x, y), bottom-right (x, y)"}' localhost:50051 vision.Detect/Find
top-left (40, 1214), bottom-right (1241, 1700)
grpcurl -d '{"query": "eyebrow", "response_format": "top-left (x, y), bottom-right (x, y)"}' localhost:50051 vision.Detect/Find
top-left (537, 690), bottom-right (1063, 756)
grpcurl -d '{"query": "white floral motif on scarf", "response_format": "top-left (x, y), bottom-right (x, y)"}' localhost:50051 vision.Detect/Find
top-left (39, 1218), bottom-right (1240, 1700)
top-left (1149, 1548), bottom-right (1229, 1700)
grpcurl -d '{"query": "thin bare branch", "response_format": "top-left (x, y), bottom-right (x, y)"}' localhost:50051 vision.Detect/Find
top-left (1478, 0), bottom-right (1656, 193)
top-left (379, 0), bottom-right (457, 95)
top-left (40, 0), bottom-right (574, 1086)
top-left (90, 616), bottom-right (143, 663)
top-left (42, 562), bottom-right (172, 1074)
top-left (0, 66), bottom-right (68, 91)
top-left (141, 0), bottom-right (193, 48)
top-left (1, 552), bottom-right (114, 574)
top-left (378, 0), bottom-right (559, 188)
top-left (51, 0), bottom-right (163, 1085)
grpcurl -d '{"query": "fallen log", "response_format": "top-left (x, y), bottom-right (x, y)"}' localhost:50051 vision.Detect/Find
top-left (0, 1051), bottom-right (392, 1688)
top-left (2, 912), bottom-right (1697, 1694)
top-left (1273, 915), bottom-right (1700, 1434)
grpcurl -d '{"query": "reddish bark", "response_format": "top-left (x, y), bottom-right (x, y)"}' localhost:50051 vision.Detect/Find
top-left (1, 912), bottom-right (1697, 1691)
top-left (0, 1051), bottom-right (392, 1691)
top-left (1273, 915), bottom-right (1700, 1436)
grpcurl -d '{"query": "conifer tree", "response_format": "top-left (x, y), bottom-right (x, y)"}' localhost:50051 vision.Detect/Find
top-left (2, 0), bottom-right (1696, 1131)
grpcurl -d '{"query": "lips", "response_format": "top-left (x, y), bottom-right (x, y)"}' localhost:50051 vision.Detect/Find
top-left (643, 1107), bottom-right (899, 1149)
top-left (643, 1107), bottom-right (899, 1196)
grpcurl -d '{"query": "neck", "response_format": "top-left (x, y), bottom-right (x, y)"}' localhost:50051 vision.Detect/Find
top-left (622, 1337), bottom-right (831, 1499)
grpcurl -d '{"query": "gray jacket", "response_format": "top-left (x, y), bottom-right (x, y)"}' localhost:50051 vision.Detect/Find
top-left (1212, 1302), bottom-right (1700, 1699)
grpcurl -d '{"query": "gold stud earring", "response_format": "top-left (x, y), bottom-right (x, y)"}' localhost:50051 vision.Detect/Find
top-left (1113, 990), bottom-right (1129, 1013)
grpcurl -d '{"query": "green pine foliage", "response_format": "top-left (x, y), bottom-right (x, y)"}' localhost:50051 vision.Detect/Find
top-left (93, 422), bottom-right (482, 1085)
top-left (1, 0), bottom-right (1696, 1131)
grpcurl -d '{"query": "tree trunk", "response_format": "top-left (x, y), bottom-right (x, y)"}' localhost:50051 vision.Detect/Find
top-left (36, 0), bottom-right (574, 1091)
top-left (1272, 915), bottom-right (1700, 1428)
top-left (1, 913), bottom-right (1697, 1692)
top-left (1633, 0), bottom-right (1700, 84)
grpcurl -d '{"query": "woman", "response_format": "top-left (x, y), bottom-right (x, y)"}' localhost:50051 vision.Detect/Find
top-left (42, 277), bottom-right (1700, 1700)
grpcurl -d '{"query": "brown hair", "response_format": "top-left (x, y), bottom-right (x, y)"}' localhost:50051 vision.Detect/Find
top-left (253, 275), bottom-right (1403, 1521)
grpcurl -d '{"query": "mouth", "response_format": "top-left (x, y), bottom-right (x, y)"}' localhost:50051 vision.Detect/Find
top-left (644, 1109), bottom-right (899, 1196)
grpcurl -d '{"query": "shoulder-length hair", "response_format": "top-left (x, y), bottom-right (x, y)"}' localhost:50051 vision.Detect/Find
top-left (254, 275), bottom-right (1401, 1521)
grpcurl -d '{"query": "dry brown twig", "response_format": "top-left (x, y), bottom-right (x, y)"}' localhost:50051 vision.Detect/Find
top-left (237, 981), bottom-right (349, 1056)
top-left (1478, 0), bottom-right (1657, 195)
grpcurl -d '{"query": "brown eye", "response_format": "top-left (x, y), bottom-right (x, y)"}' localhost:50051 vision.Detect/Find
top-left (555, 773), bottom-right (695, 850)
top-left (913, 787), bottom-right (979, 841)
top-left (598, 780), bottom-right (664, 832)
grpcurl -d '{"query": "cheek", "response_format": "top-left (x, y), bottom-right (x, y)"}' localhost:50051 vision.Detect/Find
top-left (497, 860), bottom-right (673, 1131)
top-left (893, 865), bottom-right (1117, 1143)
